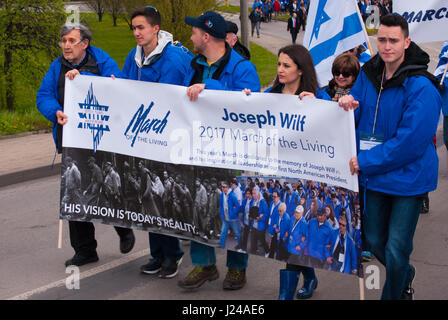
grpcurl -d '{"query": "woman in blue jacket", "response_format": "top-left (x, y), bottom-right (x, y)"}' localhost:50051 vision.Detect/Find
top-left (246, 44), bottom-right (331, 299)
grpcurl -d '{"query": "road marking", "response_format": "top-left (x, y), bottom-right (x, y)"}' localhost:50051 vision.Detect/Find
top-left (7, 249), bottom-right (150, 300)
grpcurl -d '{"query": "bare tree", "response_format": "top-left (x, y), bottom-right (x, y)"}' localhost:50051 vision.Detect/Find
top-left (104, 0), bottom-right (122, 27)
top-left (120, 0), bottom-right (147, 30)
top-left (85, 0), bottom-right (106, 22)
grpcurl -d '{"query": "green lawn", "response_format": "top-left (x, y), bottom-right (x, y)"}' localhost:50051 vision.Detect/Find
top-left (0, 13), bottom-right (277, 136)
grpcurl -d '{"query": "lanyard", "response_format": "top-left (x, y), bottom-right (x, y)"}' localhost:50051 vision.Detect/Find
top-left (372, 68), bottom-right (385, 135)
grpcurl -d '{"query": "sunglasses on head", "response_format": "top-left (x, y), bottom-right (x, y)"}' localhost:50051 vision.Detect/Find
top-left (333, 70), bottom-right (352, 78)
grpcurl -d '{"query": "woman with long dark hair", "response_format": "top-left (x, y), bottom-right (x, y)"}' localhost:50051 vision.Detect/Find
top-left (245, 44), bottom-right (331, 300)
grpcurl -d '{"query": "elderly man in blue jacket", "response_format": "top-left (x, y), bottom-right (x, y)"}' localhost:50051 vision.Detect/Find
top-left (339, 14), bottom-right (442, 300)
top-left (249, 188), bottom-right (270, 256)
top-left (116, 6), bottom-right (193, 280)
top-left (36, 23), bottom-right (135, 267)
top-left (178, 11), bottom-right (260, 291)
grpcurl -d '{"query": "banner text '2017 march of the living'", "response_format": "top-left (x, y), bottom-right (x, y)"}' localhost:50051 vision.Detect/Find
top-left (60, 75), bottom-right (360, 275)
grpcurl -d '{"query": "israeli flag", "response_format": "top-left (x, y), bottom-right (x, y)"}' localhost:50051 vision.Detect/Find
top-left (304, 0), bottom-right (369, 87)
top-left (434, 41), bottom-right (448, 79)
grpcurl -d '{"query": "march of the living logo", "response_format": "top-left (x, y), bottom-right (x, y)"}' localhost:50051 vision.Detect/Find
top-left (77, 83), bottom-right (110, 152)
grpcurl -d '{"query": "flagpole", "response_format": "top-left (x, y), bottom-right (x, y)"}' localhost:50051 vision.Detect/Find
top-left (440, 63), bottom-right (448, 86)
top-left (58, 219), bottom-right (63, 249)
top-left (353, 0), bottom-right (375, 56)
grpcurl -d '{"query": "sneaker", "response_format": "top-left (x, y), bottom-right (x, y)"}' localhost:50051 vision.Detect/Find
top-left (65, 252), bottom-right (99, 267)
top-left (223, 269), bottom-right (247, 290)
top-left (178, 265), bottom-right (219, 289)
top-left (362, 251), bottom-right (373, 262)
top-left (401, 265), bottom-right (416, 300)
top-left (140, 259), bottom-right (162, 275)
top-left (159, 257), bottom-right (183, 279)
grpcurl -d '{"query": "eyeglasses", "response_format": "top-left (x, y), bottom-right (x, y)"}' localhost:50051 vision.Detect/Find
top-left (59, 39), bottom-right (84, 48)
top-left (333, 70), bottom-right (352, 78)
top-left (339, 223), bottom-right (347, 227)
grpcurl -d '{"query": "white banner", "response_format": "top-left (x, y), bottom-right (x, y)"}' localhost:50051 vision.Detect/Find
top-left (63, 75), bottom-right (358, 192)
top-left (394, 0), bottom-right (448, 43)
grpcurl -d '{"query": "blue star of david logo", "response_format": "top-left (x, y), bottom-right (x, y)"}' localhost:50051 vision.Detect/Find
top-left (77, 83), bottom-right (110, 153)
top-left (309, 0), bottom-right (330, 47)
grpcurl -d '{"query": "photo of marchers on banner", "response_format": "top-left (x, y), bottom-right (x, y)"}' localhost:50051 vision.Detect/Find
top-left (60, 146), bottom-right (362, 276)
top-left (230, 176), bottom-right (361, 275)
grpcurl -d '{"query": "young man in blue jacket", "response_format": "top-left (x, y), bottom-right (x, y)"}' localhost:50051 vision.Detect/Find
top-left (116, 6), bottom-right (193, 279)
top-left (36, 23), bottom-right (135, 267)
top-left (178, 11), bottom-right (260, 291)
top-left (339, 14), bottom-right (442, 300)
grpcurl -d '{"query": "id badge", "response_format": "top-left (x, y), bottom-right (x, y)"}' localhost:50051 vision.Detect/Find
top-left (360, 133), bottom-right (384, 151)
top-left (338, 253), bottom-right (345, 263)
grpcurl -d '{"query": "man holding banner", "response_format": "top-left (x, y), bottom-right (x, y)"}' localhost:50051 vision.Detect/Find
top-left (36, 23), bottom-right (136, 267)
top-left (178, 11), bottom-right (260, 291)
top-left (339, 14), bottom-right (442, 300)
top-left (117, 6), bottom-right (193, 279)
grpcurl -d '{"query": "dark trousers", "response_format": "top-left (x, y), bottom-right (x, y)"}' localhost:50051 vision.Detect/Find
top-left (268, 233), bottom-right (278, 258)
top-left (149, 233), bottom-right (183, 265)
top-left (241, 225), bottom-right (251, 251)
top-left (290, 31), bottom-right (298, 44)
top-left (250, 228), bottom-right (269, 254)
top-left (363, 188), bottom-right (423, 300)
top-left (443, 116), bottom-right (448, 151)
top-left (286, 263), bottom-right (316, 281)
top-left (69, 220), bottom-right (132, 255)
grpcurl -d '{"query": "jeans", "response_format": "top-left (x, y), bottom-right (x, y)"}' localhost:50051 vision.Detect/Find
top-left (149, 233), bottom-right (183, 265)
top-left (219, 220), bottom-right (241, 249)
top-left (443, 116), bottom-right (448, 151)
top-left (190, 241), bottom-right (248, 270)
top-left (251, 21), bottom-right (260, 36)
top-left (363, 188), bottom-right (423, 300)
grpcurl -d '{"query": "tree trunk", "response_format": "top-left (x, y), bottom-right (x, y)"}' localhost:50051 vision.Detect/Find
top-left (98, 11), bottom-right (103, 22)
top-left (240, 0), bottom-right (249, 49)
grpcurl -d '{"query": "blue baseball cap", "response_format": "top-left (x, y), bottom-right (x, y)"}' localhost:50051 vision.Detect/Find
top-left (185, 11), bottom-right (227, 39)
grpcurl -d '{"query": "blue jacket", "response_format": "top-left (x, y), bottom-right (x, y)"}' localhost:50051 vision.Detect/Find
top-left (286, 191), bottom-right (299, 216)
top-left (219, 191), bottom-right (240, 221)
top-left (267, 201), bottom-right (282, 235)
top-left (184, 45), bottom-right (261, 93)
top-left (250, 197), bottom-right (269, 231)
top-left (288, 216), bottom-right (308, 255)
top-left (306, 218), bottom-right (332, 261)
top-left (329, 230), bottom-right (358, 274)
top-left (272, 212), bottom-right (291, 245)
top-left (118, 31), bottom-right (192, 85)
top-left (36, 46), bottom-right (120, 147)
top-left (351, 42), bottom-right (442, 196)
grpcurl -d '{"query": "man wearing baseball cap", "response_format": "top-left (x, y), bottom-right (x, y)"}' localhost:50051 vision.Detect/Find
top-left (178, 11), bottom-right (260, 291)
top-left (225, 20), bottom-right (251, 60)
